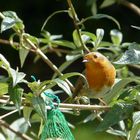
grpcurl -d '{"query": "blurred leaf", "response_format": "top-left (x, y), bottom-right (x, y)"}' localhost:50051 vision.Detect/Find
top-left (19, 48), bottom-right (29, 68)
top-left (28, 81), bottom-right (40, 93)
top-left (54, 78), bottom-right (72, 96)
top-left (114, 43), bottom-right (140, 64)
top-left (100, 0), bottom-right (116, 8)
top-left (110, 29), bottom-right (123, 45)
top-left (129, 112), bottom-right (140, 140)
top-left (0, 83), bottom-right (8, 96)
top-left (73, 30), bottom-right (81, 47)
top-left (104, 78), bottom-right (140, 104)
top-left (80, 14), bottom-right (120, 29)
top-left (0, 133), bottom-right (5, 140)
top-left (53, 40), bottom-right (76, 49)
top-left (106, 129), bottom-right (126, 137)
top-left (23, 106), bottom-right (33, 126)
top-left (32, 96), bottom-right (47, 121)
top-left (6, 118), bottom-right (29, 140)
top-left (96, 103), bottom-right (134, 132)
top-left (91, 0), bottom-right (97, 15)
top-left (9, 68), bottom-right (26, 87)
top-left (9, 85), bottom-right (23, 111)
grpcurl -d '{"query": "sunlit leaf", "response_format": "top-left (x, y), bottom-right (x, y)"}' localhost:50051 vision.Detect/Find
top-left (9, 68), bottom-right (26, 87)
top-left (100, 0), bottom-right (116, 8)
top-left (0, 53), bottom-right (10, 68)
top-left (95, 28), bottom-right (104, 47)
top-left (0, 83), bottom-right (8, 96)
top-left (81, 31), bottom-right (97, 42)
top-left (96, 103), bottom-right (134, 132)
top-left (110, 29), bottom-right (123, 45)
top-left (54, 79), bottom-right (72, 96)
top-left (53, 40), bottom-right (76, 49)
top-left (114, 43), bottom-right (140, 64)
top-left (1, 11), bottom-right (23, 33)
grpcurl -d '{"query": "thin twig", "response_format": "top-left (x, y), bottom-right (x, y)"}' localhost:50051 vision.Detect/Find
top-left (118, 0), bottom-right (140, 16)
top-left (0, 119), bottom-right (33, 140)
top-left (0, 107), bottom-right (23, 119)
top-left (0, 96), bottom-right (110, 111)
top-left (67, 0), bottom-right (90, 53)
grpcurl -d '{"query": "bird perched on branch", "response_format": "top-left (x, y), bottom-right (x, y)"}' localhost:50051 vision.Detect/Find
top-left (74, 52), bottom-right (116, 102)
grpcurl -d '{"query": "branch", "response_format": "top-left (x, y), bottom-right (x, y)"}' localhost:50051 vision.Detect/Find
top-left (0, 96), bottom-right (110, 111)
top-left (0, 119), bottom-right (33, 140)
top-left (118, 0), bottom-right (140, 16)
top-left (67, 0), bottom-right (90, 53)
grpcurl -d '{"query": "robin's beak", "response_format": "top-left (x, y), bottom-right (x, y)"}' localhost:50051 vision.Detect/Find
top-left (82, 59), bottom-right (89, 63)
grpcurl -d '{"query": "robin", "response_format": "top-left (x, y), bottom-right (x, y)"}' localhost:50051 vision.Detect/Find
top-left (74, 52), bottom-right (116, 102)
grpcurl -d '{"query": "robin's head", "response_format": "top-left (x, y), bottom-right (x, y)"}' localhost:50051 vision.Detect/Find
top-left (83, 52), bottom-right (108, 65)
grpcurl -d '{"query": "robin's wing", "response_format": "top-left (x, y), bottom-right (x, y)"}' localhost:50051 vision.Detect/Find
top-left (73, 70), bottom-right (88, 97)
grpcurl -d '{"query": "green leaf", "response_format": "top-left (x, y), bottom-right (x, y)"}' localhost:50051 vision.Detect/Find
top-left (73, 30), bottom-right (81, 47)
top-left (104, 78), bottom-right (140, 104)
top-left (32, 96), bottom-right (47, 121)
top-left (96, 103), bottom-right (134, 132)
top-left (91, 0), bottom-right (97, 15)
top-left (54, 79), bottom-right (72, 96)
top-left (53, 40), bottom-right (76, 49)
top-left (129, 112), bottom-right (140, 140)
top-left (1, 11), bottom-right (24, 33)
top-left (1, 17), bottom-right (17, 32)
top-left (81, 31), bottom-right (97, 42)
top-left (0, 53), bottom-right (10, 68)
top-left (100, 0), bottom-right (116, 8)
top-left (23, 106), bottom-right (33, 126)
top-left (114, 43), bottom-right (140, 64)
top-left (3, 11), bottom-right (18, 18)
top-left (95, 28), bottom-right (104, 48)
top-left (0, 83), bottom-right (8, 96)
top-left (6, 118), bottom-right (29, 140)
top-left (19, 48), bottom-right (29, 67)
top-left (110, 29), bottom-right (123, 45)
top-left (80, 14), bottom-right (120, 29)
top-left (9, 85), bottom-right (23, 111)
top-left (9, 68), bottom-right (26, 87)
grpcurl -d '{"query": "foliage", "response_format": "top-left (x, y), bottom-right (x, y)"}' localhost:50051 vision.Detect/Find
top-left (0, 0), bottom-right (140, 140)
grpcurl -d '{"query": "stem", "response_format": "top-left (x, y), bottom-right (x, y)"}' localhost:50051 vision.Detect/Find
top-left (67, 0), bottom-right (90, 53)
top-left (0, 119), bottom-right (33, 140)
top-left (118, 0), bottom-right (140, 16)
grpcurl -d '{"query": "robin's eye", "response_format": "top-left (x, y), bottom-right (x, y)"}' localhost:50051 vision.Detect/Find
top-left (93, 54), bottom-right (98, 59)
